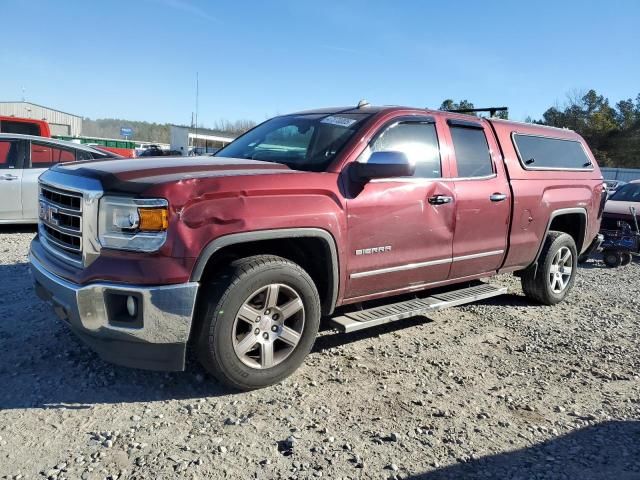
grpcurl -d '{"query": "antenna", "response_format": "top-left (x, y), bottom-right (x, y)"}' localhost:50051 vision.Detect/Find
top-left (357, 99), bottom-right (370, 109)
top-left (194, 72), bottom-right (199, 154)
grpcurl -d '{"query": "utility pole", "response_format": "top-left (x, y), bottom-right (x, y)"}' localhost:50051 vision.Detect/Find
top-left (194, 72), bottom-right (199, 154)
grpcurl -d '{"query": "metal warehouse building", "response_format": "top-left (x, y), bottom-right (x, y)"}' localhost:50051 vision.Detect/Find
top-left (0, 101), bottom-right (82, 137)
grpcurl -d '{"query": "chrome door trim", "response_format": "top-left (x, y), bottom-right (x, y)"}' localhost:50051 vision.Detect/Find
top-left (350, 257), bottom-right (452, 279)
top-left (436, 174), bottom-right (498, 182)
top-left (452, 250), bottom-right (504, 262)
top-left (350, 249), bottom-right (506, 279)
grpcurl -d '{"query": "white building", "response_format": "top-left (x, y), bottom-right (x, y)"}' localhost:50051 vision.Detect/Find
top-left (170, 125), bottom-right (235, 156)
top-left (0, 101), bottom-right (82, 137)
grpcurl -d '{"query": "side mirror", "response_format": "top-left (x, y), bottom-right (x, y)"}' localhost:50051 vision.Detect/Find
top-left (351, 151), bottom-right (415, 181)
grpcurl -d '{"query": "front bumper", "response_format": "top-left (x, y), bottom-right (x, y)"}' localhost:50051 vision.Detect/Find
top-left (29, 246), bottom-right (199, 371)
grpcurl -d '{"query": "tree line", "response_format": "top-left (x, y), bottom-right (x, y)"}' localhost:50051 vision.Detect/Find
top-left (440, 90), bottom-right (640, 168)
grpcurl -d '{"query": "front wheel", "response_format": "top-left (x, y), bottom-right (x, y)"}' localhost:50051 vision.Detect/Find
top-left (521, 231), bottom-right (578, 305)
top-left (197, 255), bottom-right (321, 390)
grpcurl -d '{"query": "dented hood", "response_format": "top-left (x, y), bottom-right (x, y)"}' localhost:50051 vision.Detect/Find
top-left (52, 155), bottom-right (298, 193)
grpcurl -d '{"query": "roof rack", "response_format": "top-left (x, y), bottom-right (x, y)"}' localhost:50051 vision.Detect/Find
top-left (447, 107), bottom-right (508, 117)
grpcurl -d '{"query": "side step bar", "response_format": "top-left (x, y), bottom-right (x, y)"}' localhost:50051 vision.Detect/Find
top-left (330, 283), bottom-right (507, 333)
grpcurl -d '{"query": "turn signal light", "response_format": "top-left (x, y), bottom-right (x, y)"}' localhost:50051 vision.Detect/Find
top-left (138, 208), bottom-right (168, 231)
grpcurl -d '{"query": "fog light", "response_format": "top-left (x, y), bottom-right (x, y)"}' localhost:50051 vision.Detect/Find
top-left (126, 295), bottom-right (137, 317)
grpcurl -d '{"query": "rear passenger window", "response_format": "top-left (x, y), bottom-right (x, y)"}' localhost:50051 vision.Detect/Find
top-left (31, 143), bottom-right (75, 167)
top-left (370, 122), bottom-right (441, 178)
top-left (0, 140), bottom-right (22, 169)
top-left (450, 126), bottom-right (494, 178)
top-left (1, 120), bottom-right (41, 136)
top-left (513, 134), bottom-right (593, 170)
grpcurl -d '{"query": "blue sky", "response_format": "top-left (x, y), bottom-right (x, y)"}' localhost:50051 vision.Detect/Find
top-left (1, 0), bottom-right (639, 126)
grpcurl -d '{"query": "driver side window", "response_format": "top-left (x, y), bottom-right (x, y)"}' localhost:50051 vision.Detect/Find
top-left (369, 122), bottom-right (442, 178)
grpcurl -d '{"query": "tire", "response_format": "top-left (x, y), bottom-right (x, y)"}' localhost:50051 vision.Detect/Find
top-left (603, 250), bottom-right (622, 268)
top-left (521, 231), bottom-right (578, 305)
top-left (197, 255), bottom-right (321, 390)
top-left (620, 252), bottom-right (633, 266)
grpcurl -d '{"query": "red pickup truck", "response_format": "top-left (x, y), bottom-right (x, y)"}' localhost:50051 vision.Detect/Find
top-left (29, 105), bottom-right (606, 390)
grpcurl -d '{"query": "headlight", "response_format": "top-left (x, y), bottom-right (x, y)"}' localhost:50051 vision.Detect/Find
top-left (98, 196), bottom-right (168, 252)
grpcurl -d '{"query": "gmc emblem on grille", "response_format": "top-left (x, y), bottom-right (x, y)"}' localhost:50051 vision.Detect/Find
top-left (39, 201), bottom-right (59, 226)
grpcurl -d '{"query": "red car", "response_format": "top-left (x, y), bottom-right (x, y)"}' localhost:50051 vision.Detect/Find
top-left (29, 104), bottom-right (605, 389)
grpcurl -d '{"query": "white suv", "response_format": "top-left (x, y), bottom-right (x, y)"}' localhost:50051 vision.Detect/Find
top-left (0, 134), bottom-right (117, 223)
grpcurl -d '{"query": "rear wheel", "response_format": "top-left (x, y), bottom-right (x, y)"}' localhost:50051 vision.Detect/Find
top-left (521, 231), bottom-right (577, 305)
top-left (603, 250), bottom-right (622, 268)
top-left (197, 255), bottom-right (321, 390)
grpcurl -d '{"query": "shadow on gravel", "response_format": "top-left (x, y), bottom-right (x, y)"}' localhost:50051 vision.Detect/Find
top-left (408, 420), bottom-right (640, 480)
top-left (575, 254), bottom-right (640, 270)
top-left (471, 293), bottom-right (536, 308)
top-left (578, 260), bottom-right (608, 270)
top-left (0, 337), bottom-right (239, 410)
top-left (0, 224), bottom-right (37, 234)
top-left (314, 316), bottom-right (434, 353)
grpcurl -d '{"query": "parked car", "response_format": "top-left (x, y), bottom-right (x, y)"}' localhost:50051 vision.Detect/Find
top-left (137, 145), bottom-right (167, 157)
top-left (604, 179), bottom-right (626, 197)
top-left (601, 180), bottom-right (640, 230)
top-left (0, 133), bottom-right (118, 223)
top-left (29, 104), bottom-right (605, 390)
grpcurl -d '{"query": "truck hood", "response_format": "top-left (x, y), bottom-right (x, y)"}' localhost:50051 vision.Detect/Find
top-left (52, 156), bottom-right (298, 193)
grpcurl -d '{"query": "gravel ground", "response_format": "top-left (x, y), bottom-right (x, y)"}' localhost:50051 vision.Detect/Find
top-left (1, 227), bottom-right (639, 480)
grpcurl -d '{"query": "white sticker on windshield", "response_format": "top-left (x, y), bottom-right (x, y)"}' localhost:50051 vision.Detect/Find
top-left (320, 116), bottom-right (357, 128)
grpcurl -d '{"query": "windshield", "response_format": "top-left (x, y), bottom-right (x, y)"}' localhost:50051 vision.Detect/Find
top-left (609, 183), bottom-right (640, 202)
top-left (215, 113), bottom-right (372, 172)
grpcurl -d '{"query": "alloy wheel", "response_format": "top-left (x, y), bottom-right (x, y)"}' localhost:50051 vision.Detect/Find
top-left (231, 284), bottom-right (305, 369)
top-left (549, 246), bottom-right (573, 293)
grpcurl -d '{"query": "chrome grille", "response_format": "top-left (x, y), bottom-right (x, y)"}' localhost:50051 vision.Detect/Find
top-left (39, 183), bottom-right (83, 264)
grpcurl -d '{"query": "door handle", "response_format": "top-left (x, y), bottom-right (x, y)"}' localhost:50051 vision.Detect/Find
top-left (1, 174), bottom-right (19, 181)
top-left (490, 193), bottom-right (507, 202)
top-left (428, 195), bottom-right (453, 205)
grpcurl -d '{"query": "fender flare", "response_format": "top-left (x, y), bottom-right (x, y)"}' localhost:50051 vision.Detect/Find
top-left (532, 207), bottom-right (588, 265)
top-left (190, 228), bottom-right (340, 314)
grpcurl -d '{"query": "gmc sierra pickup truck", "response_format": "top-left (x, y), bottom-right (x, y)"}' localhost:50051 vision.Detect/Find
top-left (29, 104), bottom-right (606, 390)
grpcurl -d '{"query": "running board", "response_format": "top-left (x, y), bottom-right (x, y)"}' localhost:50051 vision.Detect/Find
top-left (330, 283), bottom-right (507, 333)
